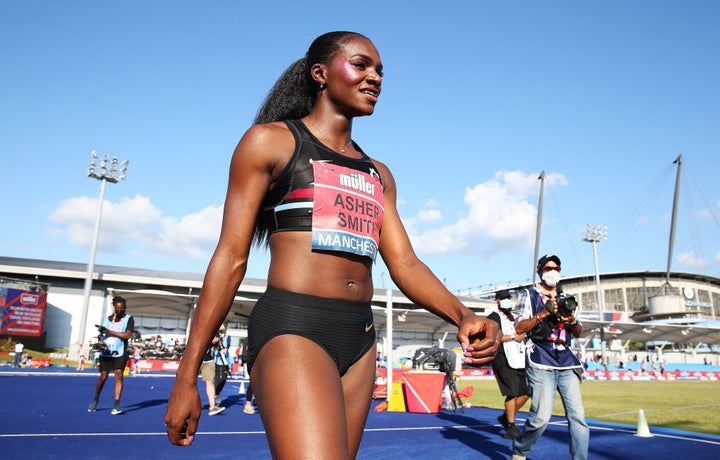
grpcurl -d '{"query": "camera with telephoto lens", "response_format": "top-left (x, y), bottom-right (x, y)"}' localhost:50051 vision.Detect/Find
top-left (89, 336), bottom-right (108, 353)
top-left (557, 294), bottom-right (578, 318)
top-left (543, 293), bottom-right (578, 322)
top-left (88, 324), bottom-right (115, 354)
top-left (531, 293), bottom-right (578, 343)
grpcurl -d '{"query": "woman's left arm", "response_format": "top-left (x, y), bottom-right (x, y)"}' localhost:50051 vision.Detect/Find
top-left (375, 162), bottom-right (500, 365)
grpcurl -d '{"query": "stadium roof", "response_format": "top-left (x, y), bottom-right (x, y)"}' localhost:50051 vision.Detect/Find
top-left (107, 288), bottom-right (720, 346)
top-left (108, 286), bottom-right (492, 335)
top-left (3, 256), bottom-right (720, 346)
top-left (580, 319), bottom-right (720, 347)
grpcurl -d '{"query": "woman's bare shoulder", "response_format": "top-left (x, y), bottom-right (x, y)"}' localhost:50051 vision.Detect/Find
top-left (240, 121), bottom-right (292, 148)
top-left (233, 121), bottom-right (295, 163)
top-left (368, 157), bottom-right (395, 190)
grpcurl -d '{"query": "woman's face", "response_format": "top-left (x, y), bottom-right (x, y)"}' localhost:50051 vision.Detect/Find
top-left (324, 37), bottom-right (383, 116)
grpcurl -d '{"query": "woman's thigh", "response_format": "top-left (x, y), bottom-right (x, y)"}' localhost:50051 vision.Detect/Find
top-left (251, 334), bottom-right (374, 460)
top-left (340, 344), bottom-right (377, 457)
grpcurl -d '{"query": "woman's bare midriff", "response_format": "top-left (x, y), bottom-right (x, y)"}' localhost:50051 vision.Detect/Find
top-left (266, 232), bottom-right (374, 301)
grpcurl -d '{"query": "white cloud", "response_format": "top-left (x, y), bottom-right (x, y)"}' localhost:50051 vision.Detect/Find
top-left (48, 194), bottom-right (222, 260)
top-left (402, 200), bottom-right (443, 229)
top-left (417, 209), bottom-right (443, 222)
top-left (46, 170), bottom-right (571, 264)
top-left (677, 251), bottom-right (712, 269)
top-left (408, 170), bottom-right (567, 255)
top-left (149, 206), bottom-right (223, 259)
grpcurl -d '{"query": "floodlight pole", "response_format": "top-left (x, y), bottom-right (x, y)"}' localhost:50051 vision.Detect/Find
top-left (385, 288), bottom-right (393, 402)
top-left (77, 151), bottom-right (129, 346)
top-left (584, 224), bottom-right (607, 362)
top-left (532, 171), bottom-right (546, 285)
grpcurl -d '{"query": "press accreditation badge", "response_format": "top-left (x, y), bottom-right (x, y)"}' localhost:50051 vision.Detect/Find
top-left (311, 161), bottom-right (384, 260)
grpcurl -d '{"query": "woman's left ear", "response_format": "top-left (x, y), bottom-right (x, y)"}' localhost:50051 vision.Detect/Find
top-left (310, 63), bottom-right (327, 88)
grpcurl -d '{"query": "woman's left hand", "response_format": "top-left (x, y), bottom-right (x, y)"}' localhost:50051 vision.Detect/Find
top-left (457, 313), bottom-right (501, 365)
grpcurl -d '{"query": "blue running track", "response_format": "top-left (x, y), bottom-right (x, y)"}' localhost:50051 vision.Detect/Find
top-left (1, 367), bottom-right (718, 459)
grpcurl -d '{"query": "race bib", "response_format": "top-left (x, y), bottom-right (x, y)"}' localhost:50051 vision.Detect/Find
top-left (311, 161), bottom-right (384, 260)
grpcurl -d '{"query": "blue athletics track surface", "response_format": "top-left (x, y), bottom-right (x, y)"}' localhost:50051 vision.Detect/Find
top-left (1, 366), bottom-right (719, 459)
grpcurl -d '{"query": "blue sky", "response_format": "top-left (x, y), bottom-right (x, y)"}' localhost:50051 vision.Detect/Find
top-left (2, 1), bottom-right (719, 295)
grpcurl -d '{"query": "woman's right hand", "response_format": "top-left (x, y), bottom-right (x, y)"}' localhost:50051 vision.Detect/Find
top-left (165, 380), bottom-right (202, 446)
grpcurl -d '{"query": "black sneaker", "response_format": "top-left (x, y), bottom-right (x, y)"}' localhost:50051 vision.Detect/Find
top-left (497, 413), bottom-right (510, 429)
top-left (504, 423), bottom-right (521, 439)
top-left (88, 400), bottom-right (98, 412)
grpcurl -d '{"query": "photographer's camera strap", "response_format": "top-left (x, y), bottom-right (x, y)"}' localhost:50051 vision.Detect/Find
top-left (546, 321), bottom-right (570, 346)
top-left (528, 288), bottom-right (570, 346)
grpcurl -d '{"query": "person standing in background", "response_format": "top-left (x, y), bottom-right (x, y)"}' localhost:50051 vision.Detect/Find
top-left (239, 338), bottom-right (256, 414)
top-left (512, 255), bottom-right (588, 460)
top-left (201, 329), bottom-right (225, 416)
top-left (213, 323), bottom-right (231, 406)
top-left (132, 345), bottom-right (142, 375)
top-left (14, 341), bottom-right (24, 367)
top-left (88, 296), bottom-right (134, 415)
top-left (488, 289), bottom-right (529, 440)
top-left (76, 344), bottom-right (86, 371)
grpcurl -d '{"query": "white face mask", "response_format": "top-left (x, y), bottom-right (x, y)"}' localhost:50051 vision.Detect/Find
top-left (499, 299), bottom-right (514, 310)
top-left (542, 270), bottom-right (561, 287)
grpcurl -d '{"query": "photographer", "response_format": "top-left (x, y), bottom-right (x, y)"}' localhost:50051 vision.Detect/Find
top-left (511, 255), bottom-right (589, 460)
top-left (88, 296), bottom-right (134, 415)
top-left (213, 323), bottom-right (230, 399)
top-left (200, 327), bottom-right (225, 416)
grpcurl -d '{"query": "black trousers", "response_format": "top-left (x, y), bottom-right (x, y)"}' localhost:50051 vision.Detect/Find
top-left (214, 363), bottom-right (229, 394)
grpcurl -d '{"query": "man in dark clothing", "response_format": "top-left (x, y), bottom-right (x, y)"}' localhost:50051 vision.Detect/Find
top-left (488, 289), bottom-right (529, 439)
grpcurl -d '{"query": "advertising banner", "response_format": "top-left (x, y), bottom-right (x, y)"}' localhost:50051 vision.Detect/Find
top-left (0, 288), bottom-right (47, 337)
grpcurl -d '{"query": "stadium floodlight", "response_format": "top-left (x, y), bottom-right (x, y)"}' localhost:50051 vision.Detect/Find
top-left (584, 224), bottom-right (608, 361)
top-left (77, 151), bottom-right (130, 346)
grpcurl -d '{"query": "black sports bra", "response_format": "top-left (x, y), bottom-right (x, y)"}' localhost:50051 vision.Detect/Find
top-left (261, 119), bottom-right (381, 234)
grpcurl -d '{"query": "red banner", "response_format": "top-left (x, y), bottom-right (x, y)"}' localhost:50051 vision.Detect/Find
top-left (373, 368), bottom-right (414, 399)
top-left (0, 288), bottom-right (47, 337)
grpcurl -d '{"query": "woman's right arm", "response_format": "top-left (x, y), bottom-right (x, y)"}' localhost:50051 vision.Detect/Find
top-left (164, 123), bottom-right (288, 446)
